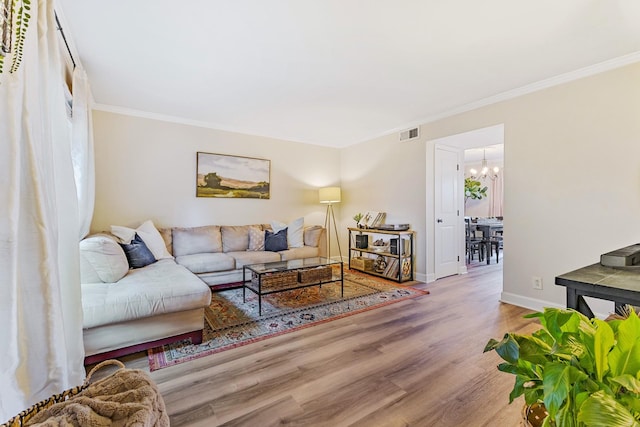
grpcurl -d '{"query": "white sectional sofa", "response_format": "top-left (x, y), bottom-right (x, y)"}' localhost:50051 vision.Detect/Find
top-left (79, 222), bottom-right (326, 364)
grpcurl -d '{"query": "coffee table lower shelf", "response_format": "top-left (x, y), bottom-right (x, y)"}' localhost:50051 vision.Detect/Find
top-left (243, 258), bottom-right (344, 315)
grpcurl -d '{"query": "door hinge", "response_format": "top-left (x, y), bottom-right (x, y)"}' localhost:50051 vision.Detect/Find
top-left (457, 210), bottom-right (459, 216)
top-left (457, 255), bottom-right (460, 262)
top-left (457, 164), bottom-right (459, 171)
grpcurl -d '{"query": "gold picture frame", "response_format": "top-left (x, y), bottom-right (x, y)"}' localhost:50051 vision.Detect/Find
top-left (196, 152), bottom-right (270, 199)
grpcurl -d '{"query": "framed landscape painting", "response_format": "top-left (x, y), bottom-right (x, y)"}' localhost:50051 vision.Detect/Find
top-left (196, 152), bottom-right (270, 199)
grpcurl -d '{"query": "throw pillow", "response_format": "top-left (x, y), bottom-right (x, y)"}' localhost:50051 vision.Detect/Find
top-left (111, 220), bottom-right (173, 260)
top-left (270, 217), bottom-right (304, 248)
top-left (79, 234), bottom-right (129, 283)
top-left (303, 225), bottom-right (323, 247)
top-left (248, 225), bottom-right (265, 251)
top-left (265, 228), bottom-right (288, 252)
top-left (119, 234), bottom-right (157, 269)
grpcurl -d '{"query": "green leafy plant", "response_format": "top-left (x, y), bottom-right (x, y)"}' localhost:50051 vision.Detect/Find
top-left (484, 307), bottom-right (640, 427)
top-left (0, 0), bottom-right (32, 77)
top-left (464, 177), bottom-right (487, 203)
top-left (353, 213), bottom-right (363, 224)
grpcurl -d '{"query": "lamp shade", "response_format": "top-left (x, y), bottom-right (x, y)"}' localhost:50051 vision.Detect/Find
top-left (319, 187), bottom-right (341, 204)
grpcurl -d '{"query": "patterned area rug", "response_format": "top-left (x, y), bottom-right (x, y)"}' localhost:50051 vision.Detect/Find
top-left (147, 270), bottom-right (428, 370)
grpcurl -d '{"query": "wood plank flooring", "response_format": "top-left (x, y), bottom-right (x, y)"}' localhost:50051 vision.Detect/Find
top-left (110, 262), bottom-right (540, 426)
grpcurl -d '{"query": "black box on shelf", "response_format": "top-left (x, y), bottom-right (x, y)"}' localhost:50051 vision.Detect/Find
top-left (355, 234), bottom-right (368, 249)
top-left (390, 238), bottom-right (398, 255)
top-left (390, 238), bottom-right (410, 255)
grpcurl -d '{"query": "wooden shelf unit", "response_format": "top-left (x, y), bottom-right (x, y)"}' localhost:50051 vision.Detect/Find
top-left (348, 227), bottom-right (414, 283)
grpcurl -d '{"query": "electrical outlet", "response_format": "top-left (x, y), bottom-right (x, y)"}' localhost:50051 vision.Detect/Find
top-left (532, 277), bottom-right (543, 290)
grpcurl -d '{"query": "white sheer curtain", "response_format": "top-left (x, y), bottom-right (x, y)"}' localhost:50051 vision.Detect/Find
top-left (0, 0), bottom-right (85, 422)
top-left (71, 66), bottom-right (95, 238)
top-left (489, 172), bottom-right (504, 217)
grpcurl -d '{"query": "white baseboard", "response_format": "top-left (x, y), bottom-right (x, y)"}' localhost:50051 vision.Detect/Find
top-left (499, 292), bottom-right (609, 319)
top-left (415, 272), bottom-right (428, 283)
top-left (425, 273), bottom-right (436, 283)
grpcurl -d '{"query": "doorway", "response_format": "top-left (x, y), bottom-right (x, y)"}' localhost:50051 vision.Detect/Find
top-left (425, 124), bottom-right (505, 282)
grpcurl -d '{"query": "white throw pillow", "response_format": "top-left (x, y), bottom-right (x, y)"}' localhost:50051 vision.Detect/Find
top-left (271, 217), bottom-right (304, 248)
top-left (111, 220), bottom-right (173, 260)
top-left (79, 234), bottom-right (129, 283)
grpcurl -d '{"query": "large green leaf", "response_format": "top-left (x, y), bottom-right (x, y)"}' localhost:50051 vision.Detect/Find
top-left (517, 334), bottom-right (554, 365)
top-left (543, 362), bottom-right (588, 418)
top-left (591, 318), bottom-right (615, 382)
top-left (485, 333), bottom-right (520, 364)
top-left (543, 308), bottom-right (582, 342)
top-left (610, 374), bottom-right (640, 394)
top-left (579, 391), bottom-right (640, 427)
top-left (609, 312), bottom-right (640, 377)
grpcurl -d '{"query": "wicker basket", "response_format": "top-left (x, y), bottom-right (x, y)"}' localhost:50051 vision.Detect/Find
top-left (252, 271), bottom-right (298, 292)
top-left (298, 266), bottom-right (332, 284)
top-left (351, 256), bottom-right (374, 271)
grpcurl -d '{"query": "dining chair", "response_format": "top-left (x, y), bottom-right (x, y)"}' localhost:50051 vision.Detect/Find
top-left (465, 217), bottom-right (484, 263)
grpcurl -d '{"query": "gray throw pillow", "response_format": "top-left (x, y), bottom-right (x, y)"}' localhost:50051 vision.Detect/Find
top-left (265, 228), bottom-right (288, 252)
top-left (119, 233), bottom-right (157, 269)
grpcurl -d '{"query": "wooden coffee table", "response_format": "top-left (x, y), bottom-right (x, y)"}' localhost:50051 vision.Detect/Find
top-left (243, 257), bottom-right (343, 315)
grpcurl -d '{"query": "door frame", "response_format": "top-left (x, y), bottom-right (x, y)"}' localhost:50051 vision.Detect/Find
top-left (425, 124), bottom-right (505, 283)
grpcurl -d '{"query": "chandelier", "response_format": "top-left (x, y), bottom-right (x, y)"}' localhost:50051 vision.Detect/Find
top-left (469, 149), bottom-right (499, 181)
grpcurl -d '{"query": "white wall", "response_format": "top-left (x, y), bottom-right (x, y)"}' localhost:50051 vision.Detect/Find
top-left (340, 136), bottom-right (427, 281)
top-left (344, 62), bottom-right (640, 314)
top-left (91, 111), bottom-right (342, 255)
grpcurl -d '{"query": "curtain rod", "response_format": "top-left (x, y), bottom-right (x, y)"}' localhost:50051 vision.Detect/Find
top-left (54, 11), bottom-right (76, 69)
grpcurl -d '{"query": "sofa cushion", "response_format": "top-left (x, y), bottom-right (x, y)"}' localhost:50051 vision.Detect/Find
top-left (172, 225), bottom-right (222, 256)
top-left (226, 250), bottom-right (280, 268)
top-left (79, 234), bottom-right (129, 283)
top-left (82, 259), bottom-right (212, 329)
top-left (221, 225), bottom-right (250, 252)
top-left (265, 229), bottom-right (288, 252)
top-left (175, 252), bottom-right (235, 274)
top-left (248, 225), bottom-right (265, 251)
top-left (119, 234), bottom-right (157, 269)
top-left (279, 246), bottom-right (321, 261)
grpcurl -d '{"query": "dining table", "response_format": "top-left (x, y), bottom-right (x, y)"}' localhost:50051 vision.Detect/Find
top-left (473, 219), bottom-right (503, 264)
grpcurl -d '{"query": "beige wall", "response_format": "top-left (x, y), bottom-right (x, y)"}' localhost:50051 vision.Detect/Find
top-left (92, 62), bottom-right (640, 313)
top-left (346, 61), bottom-right (640, 313)
top-left (91, 111), bottom-right (342, 255)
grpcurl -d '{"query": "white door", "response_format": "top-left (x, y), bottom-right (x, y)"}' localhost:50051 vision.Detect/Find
top-left (434, 144), bottom-right (461, 279)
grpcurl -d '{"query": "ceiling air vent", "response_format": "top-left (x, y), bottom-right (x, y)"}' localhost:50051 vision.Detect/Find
top-left (399, 127), bottom-right (420, 142)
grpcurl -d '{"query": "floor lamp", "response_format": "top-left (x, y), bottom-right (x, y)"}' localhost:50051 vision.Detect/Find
top-left (319, 186), bottom-right (342, 261)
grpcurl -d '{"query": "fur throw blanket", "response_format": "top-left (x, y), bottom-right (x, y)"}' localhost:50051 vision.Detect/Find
top-left (22, 362), bottom-right (169, 427)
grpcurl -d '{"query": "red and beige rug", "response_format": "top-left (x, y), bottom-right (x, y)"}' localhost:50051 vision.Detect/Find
top-left (148, 270), bottom-right (428, 370)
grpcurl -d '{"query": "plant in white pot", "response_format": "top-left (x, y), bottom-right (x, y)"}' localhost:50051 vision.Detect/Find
top-left (484, 307), bottom-right (640, 427)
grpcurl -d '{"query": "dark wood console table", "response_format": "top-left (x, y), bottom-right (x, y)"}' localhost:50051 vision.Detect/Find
top-left (555, 263), bottom-right (640, 318)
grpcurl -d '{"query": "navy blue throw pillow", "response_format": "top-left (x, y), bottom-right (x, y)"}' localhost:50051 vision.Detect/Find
top-left (265, 228), bottom-right (288, 252)
top-left (119, 233), bottom-right (157, 269)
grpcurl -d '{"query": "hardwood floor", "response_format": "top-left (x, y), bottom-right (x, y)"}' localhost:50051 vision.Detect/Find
top-left (112, 262), bottom-right (540, 426)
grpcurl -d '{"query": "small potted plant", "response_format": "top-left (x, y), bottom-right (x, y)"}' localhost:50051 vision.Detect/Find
top-left (484, 307), bottom-right (640, 427)
top-left (353, 213), bottom-right (363, 227)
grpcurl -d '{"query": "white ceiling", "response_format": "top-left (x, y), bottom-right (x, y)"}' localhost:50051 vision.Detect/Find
top-left (56, 1), bottom-right (640, 148)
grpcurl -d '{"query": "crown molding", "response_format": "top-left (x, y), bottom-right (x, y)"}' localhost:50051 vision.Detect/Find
top-left (94, 52), bottom-right (640, 148)
top-left (355, 52), bottom-right (640, 146)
